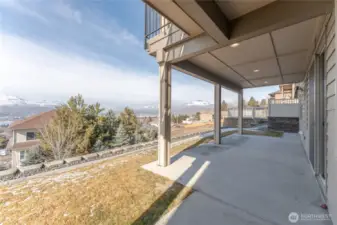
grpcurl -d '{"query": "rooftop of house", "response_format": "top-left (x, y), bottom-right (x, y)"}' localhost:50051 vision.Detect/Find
top-left (268, 90), bottom-right (281, 97)
top-left (269, 84), bottom-right (295, 97)
top-left (8, 110), bottom-right (56, 131)
top-left (12, 140), bottom-right (40, 151)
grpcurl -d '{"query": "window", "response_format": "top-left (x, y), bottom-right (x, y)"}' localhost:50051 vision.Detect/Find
top-left (26, 132), bottom-right (36, 140)
top-left (20, 151), bottom-right (25, 161)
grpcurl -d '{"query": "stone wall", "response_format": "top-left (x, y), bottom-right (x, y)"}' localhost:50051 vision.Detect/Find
top-left (223, 117), bottom-right (267, 128)
top-left (0, 129), bottom-right (213, 182)
top-left (268, 117), bottom-right (299, 133)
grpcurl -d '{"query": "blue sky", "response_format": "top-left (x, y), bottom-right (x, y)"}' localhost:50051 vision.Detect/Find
top-left (0, 0), bottom-right (278, 108)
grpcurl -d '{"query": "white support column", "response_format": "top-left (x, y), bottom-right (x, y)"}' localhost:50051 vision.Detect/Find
top-left (214, 84), bottom-right (221, 144)
top-left (158, 62), bottom-right (171, 167)
top-left (238, 89), bottom-right (243, 135)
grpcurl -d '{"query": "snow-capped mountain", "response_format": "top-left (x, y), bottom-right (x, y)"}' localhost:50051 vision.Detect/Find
top-left (186, 100), bottom-right (212, 106)
top-left (0, 95), bottom-right (27, 106)
top-left (0, 95), bottom-right (60, 120)
top-left (143, 105), bottom-right (157, 109)
top-left (0, 95), bottom-right (62, 107)
top-left (33, 100), bottom-right (62, 107)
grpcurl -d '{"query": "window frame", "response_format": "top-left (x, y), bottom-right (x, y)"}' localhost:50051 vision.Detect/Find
top-left (26, 132), bottom-right (36, 141)
top-left (19, 150), bottom-right (25, 161)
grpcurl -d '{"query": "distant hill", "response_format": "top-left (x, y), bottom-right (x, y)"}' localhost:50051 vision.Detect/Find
top-left (133, 100), bottom-right (214, 116)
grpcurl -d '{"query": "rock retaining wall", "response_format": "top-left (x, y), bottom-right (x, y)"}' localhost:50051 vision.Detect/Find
top-left (223, 117), bottom-right (267, 128)
top-left (0, 130), bottom-right (212, 182)
top-left (268, 117), bottom-right (299, 133)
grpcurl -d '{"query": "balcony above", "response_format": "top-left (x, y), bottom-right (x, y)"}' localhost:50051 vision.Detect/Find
top-left (144, 0), bottom-right (333, 89)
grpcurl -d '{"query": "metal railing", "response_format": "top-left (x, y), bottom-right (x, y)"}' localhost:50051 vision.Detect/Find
top-left (144, 4), bottom-right (171, 48)
top-left (225, 107), bottom-right (268, 119)
top-left (269, 99), bottom-right (299, 104)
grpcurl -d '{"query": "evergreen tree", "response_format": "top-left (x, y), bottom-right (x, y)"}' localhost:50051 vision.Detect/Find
top-left (67, 94), bottom-right (87, 115)
top-left (134, 126), bottom-right (145, 144)
top-left (221, 100), bottom-right (228, 111)
top-left (92, 140), bottom-right (107, 152)
top-left (248, 97), bottom-right (258, 107)
top-left (103, 110), bottom-right (119, 143)
top-left (115, 123), bottom-right (128, 146)
top-left (119, 107), bottom-right (139, 143)
top-left (260, 99), bottom-right (267, 106)
top-left (195, 112), bottom-right (201, 120)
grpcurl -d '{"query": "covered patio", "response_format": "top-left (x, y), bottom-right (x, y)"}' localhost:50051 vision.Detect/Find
top-left (143, 133), bottom-right (331, 225)
top-left (143, 0), bottom-right (337, 222)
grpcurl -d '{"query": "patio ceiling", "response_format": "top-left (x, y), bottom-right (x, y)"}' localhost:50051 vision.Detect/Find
top-left (215, 0), bottom-right (277, 20)
top-left (188, 17), bottom-right (325, 88)
top-left (144, 0), bottom-right (331, 89)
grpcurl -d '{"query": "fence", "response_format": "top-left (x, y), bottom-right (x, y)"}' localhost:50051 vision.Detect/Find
top-left (268, 99), bottom-right (300, 118)
top-left (269, 99), bottom-right (299, 104)
top-left (223, 107), bottom-right (268, 119)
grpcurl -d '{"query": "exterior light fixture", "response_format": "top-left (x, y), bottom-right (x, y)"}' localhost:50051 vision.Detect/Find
top-left (230, 43), bottom-right (240, 48)
top-left (253, 69), bottom-right (260, 72)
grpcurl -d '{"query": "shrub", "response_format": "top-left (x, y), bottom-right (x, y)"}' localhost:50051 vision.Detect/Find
top-left (21, 146), bottom-right (51, 166)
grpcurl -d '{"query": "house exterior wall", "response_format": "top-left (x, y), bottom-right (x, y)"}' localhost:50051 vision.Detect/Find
top-left (11, 151), bottom-right (20, 168)
top-left (11, 128), bottom-right (39, 168)
top-left (299, 11), bottom-right (337, 223)
top-left (14, 129), bottom-right (38, 143)
top-left (274, 93), bottom-right (283, 100)
top-left (328, 7), bottom-right (337, 223)
top-left (200, 113), bottom-right (213, 122)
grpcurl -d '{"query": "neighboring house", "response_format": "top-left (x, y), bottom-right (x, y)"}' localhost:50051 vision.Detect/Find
top-left (268, 84), bottom-right (300, 132)
top-left (7, 110), bottom-right (55, 168)
top-left (199, 111), bottom-right (213, 122)
top-left (182, 117), bottom-right (193, 124)
top-left (269, 84), bottom-right (296, 100)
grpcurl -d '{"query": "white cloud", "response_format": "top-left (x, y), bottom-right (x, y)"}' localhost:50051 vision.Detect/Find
top-left (0, 0), bottom-right (48, 23)
top-left (0, 33), bottom-right (214, 107)
top-left (89, 21), bottom-right (142, 48)
top-left (52, 0), bottom-right (82, 24)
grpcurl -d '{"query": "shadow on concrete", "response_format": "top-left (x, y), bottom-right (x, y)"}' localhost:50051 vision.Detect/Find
top-left (131, 141), bottom-right (207, 225)
top-left (133, 134), bottom-right (332, 225)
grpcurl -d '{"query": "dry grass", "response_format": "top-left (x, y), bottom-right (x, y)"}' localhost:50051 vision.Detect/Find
top-left (243, 129), bottom-right (284, 138)
top-left (0, 129), bottom-right (283, 225)
top-left (171, 124), bottom-right (213, 137)
top-left (0, 141), bottom-right (196, 225)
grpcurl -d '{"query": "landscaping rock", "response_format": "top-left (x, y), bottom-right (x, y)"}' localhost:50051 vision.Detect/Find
top-left (64, 156), bottom-right (83, 166)
top-left (97, 150), bottom-right (113, 158)
top-left (19, 164), bottom-right (43, 176)
top-left (111, 148), bottom-right (124, 155)
top-left (82, 153), bottom-right (99, 161)
top-left (44, 160), bottom-right (65, 170)
top-left (0, 168), bottom-right (18, 181)
top-left (124, 146), bottom-right (135, 153)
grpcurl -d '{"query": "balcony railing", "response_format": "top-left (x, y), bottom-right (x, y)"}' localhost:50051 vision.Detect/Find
top-left (144, 4), bottom-right (171, 48)
top-left (268, 99), bottom-right (300, 118)
top-left (269, 99), bottom-right (299, 104)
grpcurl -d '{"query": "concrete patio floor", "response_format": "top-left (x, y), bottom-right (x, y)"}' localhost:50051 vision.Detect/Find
top-left (142, 134), bottom-right (332, 225)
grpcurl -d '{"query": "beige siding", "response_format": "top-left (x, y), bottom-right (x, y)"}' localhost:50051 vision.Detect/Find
top-left (11, 151), bottom-right (20, 168)
top-left (299, 73), bottom-right (310, 158)
top-left (299, 13), bottom-right (337, 222)
top-left (328, 10), bottom-right (337, 224)
top-left (14, 129), bottom-right (38, 143)
top-left (326, 13), bottom-right (336, 159)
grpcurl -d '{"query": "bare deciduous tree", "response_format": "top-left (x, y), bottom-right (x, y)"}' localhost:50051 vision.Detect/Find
top-left (39, 107), bottom-right (84, 160)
